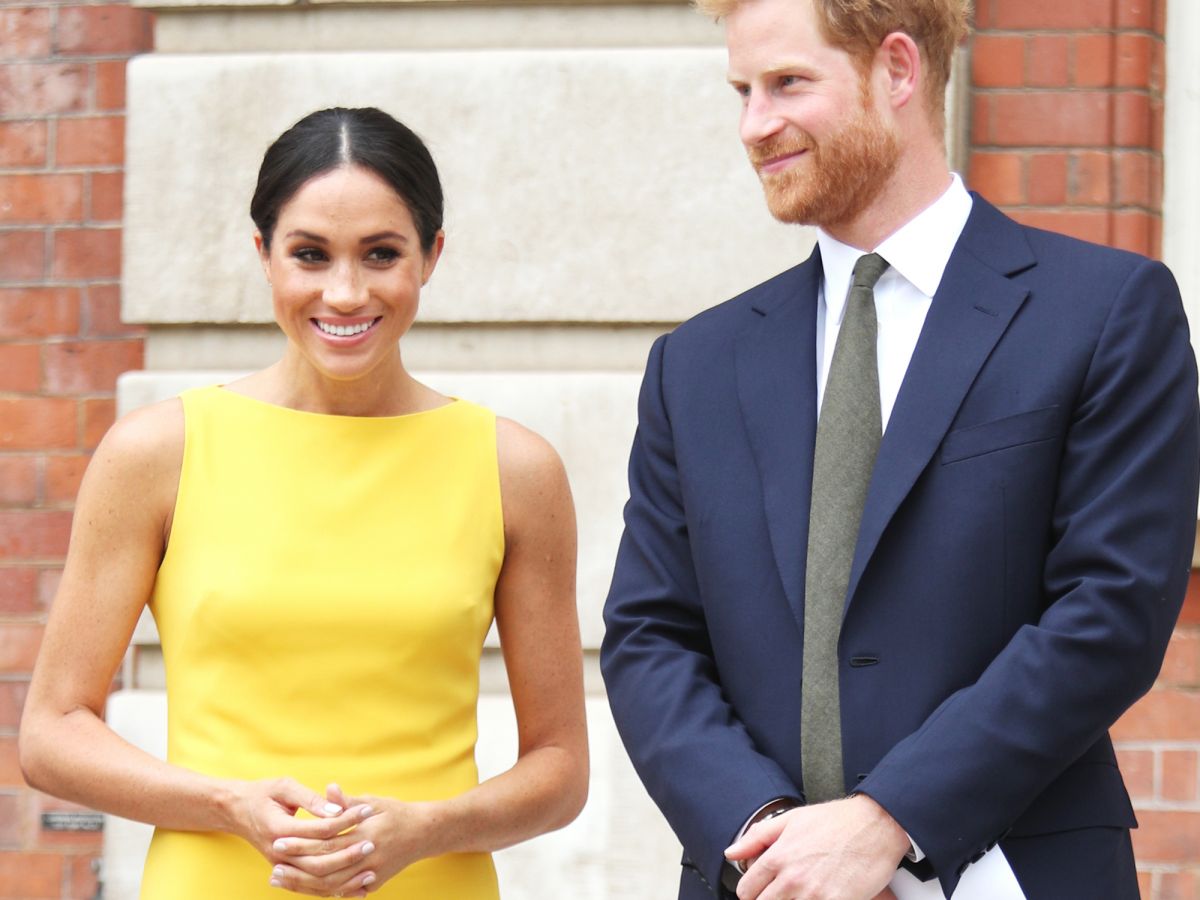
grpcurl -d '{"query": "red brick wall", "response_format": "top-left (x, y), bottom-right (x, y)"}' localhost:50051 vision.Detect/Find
top-left (969, 0), bottom-right (1166, 255)
top-left (968, 1), bottom-right (1199, 896)
top-left (0, 1), bottom-right (150, 897)
top-left (1116, 580), bottom-right (1200, 898)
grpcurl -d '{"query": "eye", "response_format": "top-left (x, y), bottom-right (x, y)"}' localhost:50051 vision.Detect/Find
top-left (292, 247), bottom-right (327, 264)
top-left (366, 247), bottom-right (400, 265)
top-left (731, 82), bottom-right (751, 99)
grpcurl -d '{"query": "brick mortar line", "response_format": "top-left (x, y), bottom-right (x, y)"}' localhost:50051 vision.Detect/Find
top-left (990, 203), bottom-right (1162, 211)
top-left (45, 115), bottom-right (57, 170)
top-left (0, 395), bottom-right (123, 402)
top-left (1129, 801), bottom-right (1200, 811)
top-left (0, 283), bottom-right (123, 290)
top-left (0, 111), bottom-right (132, 123)
top-left (968, 147), bottom-right (1164, 155)
top-left (0, 452), bottom-right (77, 458)
top-left (970, 149), bottom-right (1163, 156)
top-left (971, 86), bottom-right (1158, 94)
top-left (0, 168), bottom-right (125, 175)
top-left (0, 57), bottom-right (145, 68)
top-left (0, 223), bottom-right (126, 230)
top-left (973, 28), bottom-right (1164, 37)
top-left (0, 333), bottom-right (129, 342)
top-left (1, 1), bottom-right (144, 5)
top-left (0, 224), bottom-right (122, 231)
top-left (0, 336), bottom-right (140, 343)
top-left (0, 450), bottom-right (96, 457)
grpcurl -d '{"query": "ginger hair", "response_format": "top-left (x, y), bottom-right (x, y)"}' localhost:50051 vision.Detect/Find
top-left (700, 0), bottom-right (971, 128)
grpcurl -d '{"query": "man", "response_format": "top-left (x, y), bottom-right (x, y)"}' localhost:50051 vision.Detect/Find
top-left (600, 0), bottom-right (1200, 898)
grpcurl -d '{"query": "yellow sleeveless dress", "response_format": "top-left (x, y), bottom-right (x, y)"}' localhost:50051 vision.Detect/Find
top-left (141, 386), bottom-right (503, 899)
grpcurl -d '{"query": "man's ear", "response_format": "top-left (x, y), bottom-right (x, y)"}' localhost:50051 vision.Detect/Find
top-left (877, 31), bottom-right (921, 113)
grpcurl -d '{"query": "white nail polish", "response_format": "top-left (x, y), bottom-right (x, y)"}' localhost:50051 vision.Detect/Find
top-left (324, 802), bottom-right (343, 814)
top-left (362, 841), bottom-right (375, 855)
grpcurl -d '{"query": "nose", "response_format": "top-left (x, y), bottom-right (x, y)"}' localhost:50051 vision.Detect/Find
top-left (740, 88), bottom-right (785, 148)
top-left (323, 262), bottom-right (368, 312)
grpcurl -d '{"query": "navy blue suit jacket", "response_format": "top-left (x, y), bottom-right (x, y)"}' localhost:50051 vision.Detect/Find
top-left (601, 196), bottom-right (1199, 899)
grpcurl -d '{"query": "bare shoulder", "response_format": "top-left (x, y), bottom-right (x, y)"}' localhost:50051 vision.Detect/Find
top-left (495, 416), bottom-right (566, 484)
top-left (494, 417), bottom-right (574, 538)
top-left (92, 398), bottom-right (184, 478)
top-left (82, 398), bottom-right (184, 526)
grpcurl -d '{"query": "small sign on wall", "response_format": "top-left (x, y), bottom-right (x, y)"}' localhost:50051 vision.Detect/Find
top-left (41, 811), bottom-right (104, 833)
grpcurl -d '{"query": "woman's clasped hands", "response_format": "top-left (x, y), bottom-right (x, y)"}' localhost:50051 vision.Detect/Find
top-left (235, 778), bottom-right (427, 897)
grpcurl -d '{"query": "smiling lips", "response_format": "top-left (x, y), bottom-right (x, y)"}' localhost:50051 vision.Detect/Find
top-left (313, 317), bottom-right (382, 339)
top-left (757, 149), bottom-right (808, 175)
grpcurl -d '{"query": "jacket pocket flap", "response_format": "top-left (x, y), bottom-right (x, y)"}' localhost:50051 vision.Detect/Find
top-left (941, 405), bottom-right (1060, 464)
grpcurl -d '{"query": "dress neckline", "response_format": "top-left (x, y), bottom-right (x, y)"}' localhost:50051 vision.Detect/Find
top-left (210, 384), bottom-right (461, 423)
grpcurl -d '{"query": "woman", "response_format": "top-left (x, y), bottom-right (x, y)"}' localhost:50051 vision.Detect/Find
top-left (20, 107), bottom-right (588, 899)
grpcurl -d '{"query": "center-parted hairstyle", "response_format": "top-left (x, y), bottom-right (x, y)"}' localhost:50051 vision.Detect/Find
top-left (250, 107), bottom-right (444, 254)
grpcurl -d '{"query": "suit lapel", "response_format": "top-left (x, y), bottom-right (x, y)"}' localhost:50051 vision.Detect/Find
top-left (845, 198), bottom-right (1037, 609)
top-left (735, 249), bottom-right (822, 630)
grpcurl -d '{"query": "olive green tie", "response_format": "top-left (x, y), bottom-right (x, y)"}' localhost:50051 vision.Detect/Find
top-left (801, 252), bottom-right (889, 804)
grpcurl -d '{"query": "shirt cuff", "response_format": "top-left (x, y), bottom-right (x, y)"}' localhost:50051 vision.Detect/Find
top-left (906, 832), bottom-right (925, 863)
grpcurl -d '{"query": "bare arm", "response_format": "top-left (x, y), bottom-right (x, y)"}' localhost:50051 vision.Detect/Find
top-left (450, 415), bottom-right (589, 841)
top-left (271, 415), bottom-right (588, 896)
top-left (19, 402), bottom-right (365, 869)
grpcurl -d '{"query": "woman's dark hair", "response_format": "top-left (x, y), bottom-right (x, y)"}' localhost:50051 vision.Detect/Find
top-left (250, 107), bottom-right (443, 254)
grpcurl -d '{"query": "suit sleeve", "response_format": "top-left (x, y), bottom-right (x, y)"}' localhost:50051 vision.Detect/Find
top-left (857, 258), bottom-right (1200, 895)
top-left (601, 333), bottom-right (801, 895)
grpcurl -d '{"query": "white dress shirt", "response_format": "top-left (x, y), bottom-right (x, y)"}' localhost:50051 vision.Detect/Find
top-left (815, 173), bottom-right (973, 429)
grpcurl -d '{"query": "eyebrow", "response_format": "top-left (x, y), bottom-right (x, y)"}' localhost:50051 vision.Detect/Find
top-left (727, 62), bottom-right (820, 85)
top-left (283, 229), bottom-right (409, 244)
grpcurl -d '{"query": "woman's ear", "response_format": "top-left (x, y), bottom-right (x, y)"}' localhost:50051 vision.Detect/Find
top-left (421, 230), bottom-right (446, 286)
top-left (254, 232), bottom-right (272, 283)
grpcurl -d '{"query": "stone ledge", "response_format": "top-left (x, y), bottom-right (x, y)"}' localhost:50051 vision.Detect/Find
top-left (152, 4), bottom-right (721, 51)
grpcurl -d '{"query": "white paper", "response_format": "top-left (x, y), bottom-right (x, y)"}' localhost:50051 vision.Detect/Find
top-left (889, 846), bottom-right (1025, 900)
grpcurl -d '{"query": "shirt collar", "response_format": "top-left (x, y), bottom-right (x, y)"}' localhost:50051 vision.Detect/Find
top-left (816, 173), bottom-right (973, 311)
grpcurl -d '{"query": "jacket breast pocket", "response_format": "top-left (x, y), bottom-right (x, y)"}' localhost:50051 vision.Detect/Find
top-left (940, 405), bottom-right (1061, 464)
